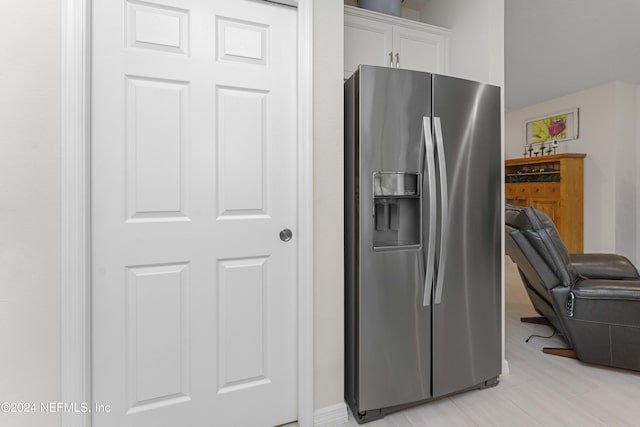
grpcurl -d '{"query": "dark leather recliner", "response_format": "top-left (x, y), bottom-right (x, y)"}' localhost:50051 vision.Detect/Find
top-left (505, 204), bottom-right (640, 371)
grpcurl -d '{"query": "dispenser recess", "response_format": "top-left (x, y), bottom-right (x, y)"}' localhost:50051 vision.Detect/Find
top-left (373, 172), bottom-right (420, 249)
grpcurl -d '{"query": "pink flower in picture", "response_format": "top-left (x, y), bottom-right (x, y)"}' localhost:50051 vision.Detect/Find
top-left (548, 120), bottom-right (566, 138)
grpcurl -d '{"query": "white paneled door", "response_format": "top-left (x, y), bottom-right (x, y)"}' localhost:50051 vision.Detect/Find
top-left (91, 1), bottom-right (297, 426)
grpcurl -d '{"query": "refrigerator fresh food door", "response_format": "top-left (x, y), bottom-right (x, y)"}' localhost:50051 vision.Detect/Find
top-left (357, 66), bottom-right (433, 411)
top-left (431, 74), bottom-right (502, 398)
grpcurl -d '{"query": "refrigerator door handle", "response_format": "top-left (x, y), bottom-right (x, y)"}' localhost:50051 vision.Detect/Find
top-left (423, 116), bottom-right (437, 306)
top-left (434, 117), bottom-right (448, 304)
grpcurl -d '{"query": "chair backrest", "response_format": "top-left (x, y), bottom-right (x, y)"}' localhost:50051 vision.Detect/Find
top-left (505, 205), bottom-right (577, 289)
top-left (505, 205), bottom-right (577, 334)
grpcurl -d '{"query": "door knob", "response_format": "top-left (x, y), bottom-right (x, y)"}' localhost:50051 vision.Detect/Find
top-left (280, 229), bottom-right (293, 242)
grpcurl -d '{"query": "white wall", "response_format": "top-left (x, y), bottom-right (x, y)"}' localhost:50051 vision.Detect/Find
top-left (313, 0), bottom-right (346, 413)
top-left (0, 2), bottom-right (61, 427)
top-left (420, 0), bottom-right (504, 87)
top-left (613, 84), bottom-right (637, 262)
top-left (505, 82), bottom-right (639, 263)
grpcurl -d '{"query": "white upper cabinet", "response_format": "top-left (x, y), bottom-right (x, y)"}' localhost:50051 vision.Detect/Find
top-left (344, 13), bottom-right (394, 74)
top-left (392, 25), bottom-right (446, 74)
top-left (344, 5), bottom-right (450, 79)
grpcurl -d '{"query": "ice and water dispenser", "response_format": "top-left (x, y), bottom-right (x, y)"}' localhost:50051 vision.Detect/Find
top-left (372, 172), bottom-right (420, 249)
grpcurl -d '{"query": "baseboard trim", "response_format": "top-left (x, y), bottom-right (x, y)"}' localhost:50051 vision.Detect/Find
top-left (502, 359), bottom-right (510, 376)
top-left (314, 402), bottom-right (349, 426)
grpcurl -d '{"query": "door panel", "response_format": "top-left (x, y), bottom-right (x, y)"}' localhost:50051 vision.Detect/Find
top-left (431, 75), bottom-right (502, 398)
top-left (392, 26), bottom-right (447, 74)
top-left (531, 199), bottom-right (560, 225)
top-left (92, 1), bottom-right (297, 426)
top-left (216, 257), bottom-right (270, 392)
top-left (216, 86), bottom-right (269, 217)
top-left (125, 263), bottom-right (190, 413)
top-left (125, 76), bottom-right (188, 221)
top-left (344, 15), bottom-right (393, 78)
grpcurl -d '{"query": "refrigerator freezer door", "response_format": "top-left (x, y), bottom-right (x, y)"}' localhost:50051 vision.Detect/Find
top-left (431, 75), bottom-right (502, 398)
top-left (357, 66), bottom-right (433, 411)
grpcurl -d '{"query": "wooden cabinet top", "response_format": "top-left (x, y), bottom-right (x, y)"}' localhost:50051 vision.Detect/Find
top-left (505, 153), bottom-right (586, 167)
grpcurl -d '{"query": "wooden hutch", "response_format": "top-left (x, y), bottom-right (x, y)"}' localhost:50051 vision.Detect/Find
top-left (505, 153), bottom-right (586, 253)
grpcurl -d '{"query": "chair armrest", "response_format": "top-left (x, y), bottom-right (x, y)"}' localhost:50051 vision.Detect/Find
top-left (574, 279), bottom-right (640, 301)
top-left (569, 253), bottom-right (640, 280)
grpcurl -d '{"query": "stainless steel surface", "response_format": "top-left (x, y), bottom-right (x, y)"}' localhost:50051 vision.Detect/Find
top-left (423, 116), bottom-right (436, 307)
top-left (395, 53), bottom-right (400, 68)
top-left (433, 117), bottom-right (448, 305)
top-left (431, 74), bottom-right (502, 398)
top-left (279, 228), bottom-right (292, 242)
top-left (356, 66), bottom-right (432, 411)
top-left (373, 172), bottom-right (419, 197)
top-left (344, 66), bottom-right (501, 421)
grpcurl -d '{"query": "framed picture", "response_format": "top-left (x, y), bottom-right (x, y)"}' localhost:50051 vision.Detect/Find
top-left (524, 108), bottom-right (579, 145)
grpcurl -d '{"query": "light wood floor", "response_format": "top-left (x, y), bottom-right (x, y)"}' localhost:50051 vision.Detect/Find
top-left (333, 257), bottom-right (640, 427)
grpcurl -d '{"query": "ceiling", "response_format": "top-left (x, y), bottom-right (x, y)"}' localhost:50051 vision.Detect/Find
top-left (505, 0), bottom-right (640, 111)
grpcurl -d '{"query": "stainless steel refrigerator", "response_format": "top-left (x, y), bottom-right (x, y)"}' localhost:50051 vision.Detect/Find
top-left (344, 65), bottom-right (502, 423)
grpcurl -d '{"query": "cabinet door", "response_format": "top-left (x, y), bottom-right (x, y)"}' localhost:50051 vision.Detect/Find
top-left (530, 198), bottom-right (561, 228)
top-left (344, 14), bottom-right (393, 79)
top-left (508, 183), bottom-right (530, 200)
top-left (393, 25), bottom-right (448, 74)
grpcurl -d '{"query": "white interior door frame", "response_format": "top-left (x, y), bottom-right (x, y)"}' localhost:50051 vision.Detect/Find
top-left (60, 1), bottom-right (314, 426)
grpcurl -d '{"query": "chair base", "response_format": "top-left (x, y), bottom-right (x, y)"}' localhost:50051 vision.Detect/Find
top-left (520, 316), bottom-right (575, 359)
top-left (543, 347), bottom-right (578, 359)
top-left (520, 316), bottom-right (551, 325)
